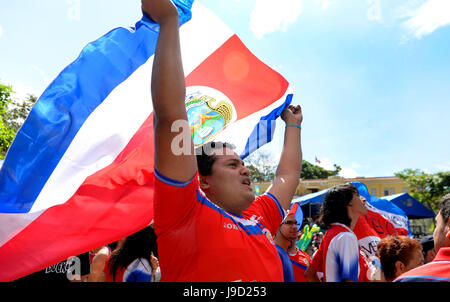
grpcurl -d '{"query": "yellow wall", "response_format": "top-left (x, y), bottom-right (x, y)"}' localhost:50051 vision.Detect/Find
top-left (253, 176), bottom-right (409, 198)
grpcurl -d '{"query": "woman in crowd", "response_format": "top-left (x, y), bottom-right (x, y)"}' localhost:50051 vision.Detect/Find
top-left (376, 235), bottom-right (424, 282)
top-left (104, 225), bottom-right (160, 282)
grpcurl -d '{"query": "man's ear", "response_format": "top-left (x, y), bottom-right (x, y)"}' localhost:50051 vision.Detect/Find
top-left (199, 175), bottom-right (210, 190)
top-left (395, 260), bottom-right (405, 275)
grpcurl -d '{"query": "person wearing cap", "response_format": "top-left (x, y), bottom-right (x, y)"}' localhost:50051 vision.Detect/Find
top-left (274, 214), bottom-right (298, 282)
top-left (420, 235), bottom-right (436, 264)
top-left (395, 193), bottom-right (450, 282)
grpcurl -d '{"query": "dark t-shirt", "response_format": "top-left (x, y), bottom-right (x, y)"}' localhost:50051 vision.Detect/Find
top-left (15, 252), bottom-right (90, 282)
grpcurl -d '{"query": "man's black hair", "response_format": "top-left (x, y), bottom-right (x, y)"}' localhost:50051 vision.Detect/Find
top-left (318, 184), bottom-right (359, 228)
top-left (195, 141), bottom-right (235, 176)
top-left (109, 225), bottom-right (158, 282)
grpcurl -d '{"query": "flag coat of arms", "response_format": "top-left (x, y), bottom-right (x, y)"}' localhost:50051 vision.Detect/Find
top-left (0, 1), bottom-right (293, 281)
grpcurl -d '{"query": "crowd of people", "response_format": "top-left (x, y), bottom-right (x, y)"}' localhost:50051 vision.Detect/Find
top-left (13, 0), bottom-right (450, 283)
top-left (14, 190), bottom-right (449, 283)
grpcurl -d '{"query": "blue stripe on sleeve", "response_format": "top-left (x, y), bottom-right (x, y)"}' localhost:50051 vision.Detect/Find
top-left (125, 270), bottom-right (152, 282)
top-left (395, 275), bottom-right (450, 282)
top-left (335, 246), bottom-right (360, 282)
top-left (265, 192), bottom-right (286, 221)
top-left (291, 259), bottom-right (308, 271)
top-left (154, 169), bottom-right (196, 187)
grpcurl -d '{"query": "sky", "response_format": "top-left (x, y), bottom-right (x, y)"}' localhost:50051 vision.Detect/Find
top-left (0, 0), bottom-right (449, 178)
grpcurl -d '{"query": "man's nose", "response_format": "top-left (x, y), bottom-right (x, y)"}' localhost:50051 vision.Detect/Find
top-left (241, 165), bottom-right (250, 176)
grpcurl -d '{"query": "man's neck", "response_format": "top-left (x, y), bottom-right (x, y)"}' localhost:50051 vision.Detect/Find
top-left (204, 192), bottom-right (248, 217)
top-left (274, 231), bottom-right (291, 251)
top-left (348, 212), bottom-right (359, 230)
top-left (350, 219), bottom-right (357, 230)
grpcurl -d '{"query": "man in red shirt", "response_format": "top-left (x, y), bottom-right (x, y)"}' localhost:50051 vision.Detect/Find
top-left (288, 241), bottom-right (312, 282)
top-left (274, 209), bottom-right (312, 282)
top-left (395, 193), bottom-right (450, 282)
top-left (145, 0), bottom-right (303, 281)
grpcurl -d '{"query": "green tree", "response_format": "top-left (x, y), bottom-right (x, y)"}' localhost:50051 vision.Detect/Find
top-left (395, 168), bottom-right (450, 212)
top-left (0, 82), bottom-right (37, 159)
top-left (244, 151), bottom-right (276, 182)
top-left (0, 83), bottom-right (15, 159)
top-left (300, 160), bottom-right (341, 179)
top-left (244, 150), bottom-right (341, 182)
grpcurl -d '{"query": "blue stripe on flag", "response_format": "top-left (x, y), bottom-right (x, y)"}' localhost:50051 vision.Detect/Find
top-left (350, 182), bottom-right (407, 217)
top-left (0, 2), bottom-right (193, 213)
top-left (240, 93), bottom-right (293, 160)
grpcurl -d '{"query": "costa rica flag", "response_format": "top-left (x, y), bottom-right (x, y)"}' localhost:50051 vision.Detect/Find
top-left (0, 1), bottom-right (293, 281)
top-left (351, 182), bottom-right (409, 258)
top-left (290, 182), bottom-right (410, 260)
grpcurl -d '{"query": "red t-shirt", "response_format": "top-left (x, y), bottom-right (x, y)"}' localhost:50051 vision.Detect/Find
top-left (395, 247), bottom-right (450, 282)
top-left (153, 170), bottom-right (285, 282)
top-left (289, 249), bottom-right (312, 282)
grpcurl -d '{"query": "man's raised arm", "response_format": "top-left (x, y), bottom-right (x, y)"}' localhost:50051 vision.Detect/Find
top-left (267, 104), bottom-right (303, 210)
top-left (143, 0), bottom-right (197, 182)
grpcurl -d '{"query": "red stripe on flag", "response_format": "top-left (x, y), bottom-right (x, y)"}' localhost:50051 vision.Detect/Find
top-left (1, 34), bottom-right (293, 282)
top-left (354, 210), bottom-right (398, 240)
top-left (0, 116), bottom-right (156, 281)
top-left (185, 35), bottom-right (289, 119)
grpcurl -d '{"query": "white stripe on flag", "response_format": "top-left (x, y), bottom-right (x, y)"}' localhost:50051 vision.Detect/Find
top-left (30, 3), bottom-right (233, 214)
top-left (366, 202), bottom-right (408, 231)
top-left (0, 3), bottom-right (248, 247)
top-left (180, 3), bottom-right (234, 76)
top-left (30, 56), bottom-right (154, 213)
top-left (0, 210), bottom-right (44, 247)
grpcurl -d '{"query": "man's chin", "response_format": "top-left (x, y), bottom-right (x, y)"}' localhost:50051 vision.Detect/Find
top-left (243, 192), bottom-right (256, 208)
top-left (248, 191), bottom-right (256, 201)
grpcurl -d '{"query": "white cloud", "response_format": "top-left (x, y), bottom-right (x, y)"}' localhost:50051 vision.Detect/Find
top-left (321, 0), bottom-right (332, 10)
top-left (0, 25), bottom-right (3, 37)
top-left (67, 0), bottom-right (81, 21)
top-left (400, 0), bottom-right (450, 39)
top-left (366, 0), bottom-right (382, 22)
top-left (2, 79), bottom-right (39, 102)
top-left (314, 157), bottom-right (361, 178)
top-left (351, 162), bottom-right (362, 169)
top-left (32, 65), bottom-right (51, 81)
top-left (316, 157), bottom-right (335, 171)
top-left (436, 162), bottom-right (450, 171)
top-left (339, 167), bottom-right (360, 178)
top-left (249, 0), bottom-right (303, 39)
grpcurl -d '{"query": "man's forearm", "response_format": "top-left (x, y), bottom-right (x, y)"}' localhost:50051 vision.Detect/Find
top-left (151, 17), bottom-right (186, 123)
top-left (149, 2), bottom-right (197, 182)
top-left (304, 267), bottom-right (321, 282)
top-left (267, 105), bottom-right (303, 210)
top-left (275, 125), bottom-right (302, 180)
